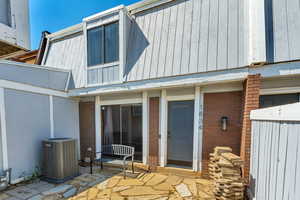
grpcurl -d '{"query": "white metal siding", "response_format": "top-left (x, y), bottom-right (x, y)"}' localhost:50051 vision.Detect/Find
top-left (87, 65), bottom-right (119, 85)
top-left (0, 62), bottom-right (69, 91)
top-left (125, 0), bottom-right (249, 81)
top-left (250, 120), bottom-right (300, 200)
top-left (44, 33), bottom-right (86, 89)
top-left (265, 0), bottom-right (300, 63)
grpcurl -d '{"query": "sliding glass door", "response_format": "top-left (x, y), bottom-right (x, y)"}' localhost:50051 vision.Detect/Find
top-left (102, 104), bottom-right (143, 161)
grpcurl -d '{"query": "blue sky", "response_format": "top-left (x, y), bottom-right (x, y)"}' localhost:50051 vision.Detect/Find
top-left (29, 0), bottom-right (140, 50)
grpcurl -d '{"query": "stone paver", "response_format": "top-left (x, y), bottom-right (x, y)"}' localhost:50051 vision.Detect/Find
top-left (5, 186), bottom-right (39, 199)
top-left (145, 174), bottom-right (167, 186)
top-left (175, 183), bottom-right (192, 197)
top-left (70, 172), bottom-right (214, 200)
top-left (1, 168), bottom-right (215, 200)
top-left (0, 193), bottom-right (10, 200)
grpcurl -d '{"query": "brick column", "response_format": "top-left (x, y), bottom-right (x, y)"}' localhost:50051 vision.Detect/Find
top-left (240, 74), bottom-right (261, 182)
top-left (148, 97), bottom-right (160, 171)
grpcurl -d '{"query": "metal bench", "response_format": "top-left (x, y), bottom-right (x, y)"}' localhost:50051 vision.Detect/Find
top-left (0, 168), bottom-right (11, 191)
top-left (94, 144), bottom-right (135, 178)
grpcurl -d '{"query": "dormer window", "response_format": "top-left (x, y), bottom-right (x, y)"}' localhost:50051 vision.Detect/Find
top-left (87, 22), bottom-right (119, 66)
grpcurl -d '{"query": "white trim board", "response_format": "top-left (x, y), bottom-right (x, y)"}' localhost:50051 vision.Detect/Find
top-left (0, 60), bottom-right (70, 73)
top-left (49, 95), bottom-right (54, 138)
top-left (128, 0), bottom-right (174, 14)
top-left (0, 88), bottom-right (8, 170)
top-left (193, 87), bottom-right (202, 171)
top-left (0, 79), bottom-right (68, 98)
top-left (250, 102), bottom-right (300, 122)
top-left (142, 91), bottom-right (149, 165)
top-left (83, 5), bottom-right (125, 22)
top-left (160, 89), bottom-right (167, 167)
top-left (95, 96), bottom-right (102, 158)
top-left (166, 94), bottom-right (195, 101)
top-left (99, 98), bottom-right (142, 106)
top-left (260, 87), bottom-right (300, 95)
top-left (70, 68), bottom-right (249, 97)
top-left (70, 61), bottom-right (300, 97)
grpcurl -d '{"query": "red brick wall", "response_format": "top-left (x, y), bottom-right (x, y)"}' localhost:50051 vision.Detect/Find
top-left (202, 92), bottom-right (243, 175)
top-left (240, 74), bottom-right (261, 182)
top-left (148, 97), bottom-right (160, 170)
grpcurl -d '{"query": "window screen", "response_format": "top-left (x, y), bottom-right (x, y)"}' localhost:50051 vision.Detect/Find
top-left (87, 22), bottom-right (119, 66)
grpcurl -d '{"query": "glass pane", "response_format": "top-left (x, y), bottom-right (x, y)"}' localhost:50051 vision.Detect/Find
top-left (87, 27), bottom-right (104, 66)
top-left (102, 105), bottom-right (120, 145)
top-left (259, 94), bottom-right (300, 108)
top-left (121, 105), bottom-right (142, 161)
top-left (167, 101), bottom-right (194, 166)
top-left (102, 104), bottom-right (143, 161)
top-left (104, 22), bottom-right (119, 63)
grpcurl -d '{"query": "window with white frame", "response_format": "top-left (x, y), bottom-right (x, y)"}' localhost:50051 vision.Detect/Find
top-left (87, 22), bottom-right (119, 66)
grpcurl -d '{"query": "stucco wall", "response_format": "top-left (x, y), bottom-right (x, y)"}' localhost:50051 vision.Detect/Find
top-left (3, 89), bottom-right (80, 181)
top-left (4, 89), bottom-right (51, 181)
top-left (53, 96), bottom-right (80, 155)
top-left (0, 121), bottom-right (3, 172)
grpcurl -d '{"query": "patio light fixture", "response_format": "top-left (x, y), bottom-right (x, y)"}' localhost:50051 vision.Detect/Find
top-left (221, 116), bottom-right (228, 131)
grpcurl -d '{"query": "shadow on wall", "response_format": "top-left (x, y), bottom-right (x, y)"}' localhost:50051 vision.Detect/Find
top-left (265, 0), bottom-right (274, 63)
top-left (249, 174), bottom-right (256, 198)
top-left (124, 19), bottom-right (149, 79)
top-left (68, 74), bottom-right (75, 90)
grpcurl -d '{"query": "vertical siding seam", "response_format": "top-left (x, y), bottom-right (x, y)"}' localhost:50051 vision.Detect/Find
top-left (237, 0), bottom-right (240, 67)
top-left (265, 122), bottom-right (272, 199)
top-left (226, 0), bottom-right (229, 69)
top-left (205, 0), bottom-right (211, 71)
top-left (163, 7), bottom-right (171, 77)
top-left (293, 124), bottom-right (299, 197)
top-left (155, 9), bottom-right (165, 78)
top-left (140, 13), bottom-right (152, 81)
top-left (187, 0), bottom-right (194, 73)
top-left (170, 5), bottom-right (179, 75)
top-left (148, 9), bottom-right (159, 79)
top-left (281, 123), bottom-right (289, 199)
top-left (272, 0), bottom-right (277, 61)
top-left (134, 16), bottom-right (146, 81)
top-left (126, 17), bottom-right (135, 82)
top-left (274, 122), bottom-right (281, 199)
top-left (179, 0), bottom-right (188, 74)
top-left (267, 122), bottom-right (274, 198)
top-left (215, 0), bottom-right (220, 69)
top-left (285, 0), bottom-right (291, 60)
top-left (255, 121), bottom-right (261, 196)
top-left (196, 0), bottom-right (203, 72)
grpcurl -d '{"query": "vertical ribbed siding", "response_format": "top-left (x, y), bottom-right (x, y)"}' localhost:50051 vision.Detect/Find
top-left (125, 0), bottom-right (249, 81)
top-left (87, 65), bottom-right (119, 85)
top-left (250, 120), bottom-right (300, 200)
top-left (265, 0), bottom-right (300, 63)
top-left (44, 32), bottom-right (86, 89)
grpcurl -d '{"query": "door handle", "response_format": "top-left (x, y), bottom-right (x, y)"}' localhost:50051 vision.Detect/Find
top-left (167, 131), bottom-right (171, 138)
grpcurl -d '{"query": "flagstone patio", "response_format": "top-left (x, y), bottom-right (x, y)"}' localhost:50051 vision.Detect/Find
top-left (0, 168), bottom-right (215, 200)
top-left (69, 173), bottom-right (215, 200)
